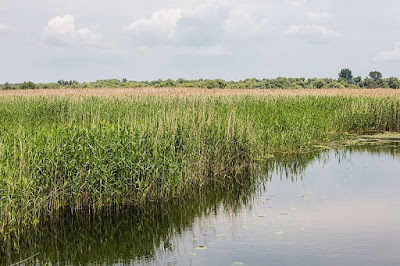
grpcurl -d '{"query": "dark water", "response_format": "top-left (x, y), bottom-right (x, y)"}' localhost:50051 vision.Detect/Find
top-left (3, 144), bottom-right (400, 266)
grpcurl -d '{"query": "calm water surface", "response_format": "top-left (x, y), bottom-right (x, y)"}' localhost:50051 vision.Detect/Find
top-left (5, 145), bottom-right (400, 265)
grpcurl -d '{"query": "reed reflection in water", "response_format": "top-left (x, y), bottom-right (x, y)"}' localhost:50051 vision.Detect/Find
top-left (2, 143), bottom-right (400, 266)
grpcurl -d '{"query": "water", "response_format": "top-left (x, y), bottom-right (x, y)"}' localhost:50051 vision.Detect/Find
top-left (4, 144), bottom-right (400, 265)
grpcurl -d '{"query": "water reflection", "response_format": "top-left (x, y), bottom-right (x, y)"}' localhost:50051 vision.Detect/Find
top-left (1, 169), bottom-right (261, 265)
top-left (2, 144), bottom-right (400, 265)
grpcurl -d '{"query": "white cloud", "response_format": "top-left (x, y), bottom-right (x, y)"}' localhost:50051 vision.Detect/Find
top-left (285, 24), bottom-right (338, 39)
top-left (43, 15), bottom-right (101, 46)
top-left (306, 11), bottom-right (332, 21)
top-left (375, 42), bottom-right (400, 61)
top-left (123, 8), bottom-right (183, 43)
top-left (0, 23), bottom-right (8, 32)
top-left (122, 1), bottom-right (269, 47)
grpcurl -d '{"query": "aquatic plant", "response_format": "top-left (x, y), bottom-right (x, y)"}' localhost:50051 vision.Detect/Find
top-left (0, 95), bottom-right (399, 248)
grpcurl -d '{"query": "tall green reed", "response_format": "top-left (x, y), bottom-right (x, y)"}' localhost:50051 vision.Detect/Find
top-left (0, 95), bottom-right (399, 246)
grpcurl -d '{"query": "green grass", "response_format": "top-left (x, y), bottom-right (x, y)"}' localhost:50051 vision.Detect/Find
top-left (0, 95), bottom-right (399, 247)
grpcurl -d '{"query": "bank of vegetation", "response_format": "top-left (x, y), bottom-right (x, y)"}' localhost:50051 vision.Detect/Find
top-left (0, 95), bottom-right (400, 249)
top-left (2, 69), bottom-right (400, 90)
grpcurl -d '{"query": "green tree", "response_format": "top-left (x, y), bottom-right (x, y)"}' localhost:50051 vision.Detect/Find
top-left (380, 79), bottom-right (389, 88)
top-left (338, 69), bottom-right (353, 83)
top-left (214, 79), bottom-right (227, 89)
top-left (19, 81), bottom-right (37, 90)
top-left (205, 80), bottom-right (214, 89)
top-left (165, 79), bottom-right (176, 87)
top-left (364, 77), bottom-right (377, 88)
top-left (312, 79), bottom-right (326, 89)
top-left (57, 80), bottom-right (67, 86)
top-left (353, 76), bottom-right (363, 87)
top-left (388, 77), bottom-right (400, 89)
top-left (369, 71), bottom-right (382, 82)
top-left (176, 78), bottom-right (186, 84)
top-left (2, 82), bottom-right (13, 90)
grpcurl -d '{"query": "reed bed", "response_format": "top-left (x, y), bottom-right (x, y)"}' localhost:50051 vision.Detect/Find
top-left (0, 95), bottom-right (399, 247)
top-left (1, 87), bottom-right (400, 98)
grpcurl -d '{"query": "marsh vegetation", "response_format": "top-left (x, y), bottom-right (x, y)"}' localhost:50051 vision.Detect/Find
top-left (2, 144), bottom-right (399, 265)
top-left (0, 94), bottom-right (399, 253)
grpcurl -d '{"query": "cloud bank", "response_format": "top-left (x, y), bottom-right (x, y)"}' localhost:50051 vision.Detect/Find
top-left (123, 8), bottom-right (183, 44)
top-left (43, 15), bottom-right (101, 46)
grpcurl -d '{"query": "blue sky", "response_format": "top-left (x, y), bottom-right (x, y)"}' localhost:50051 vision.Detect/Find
top-left (1, 0), bottom-right (400, 83)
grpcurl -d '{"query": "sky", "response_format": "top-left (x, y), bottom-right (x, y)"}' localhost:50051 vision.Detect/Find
top-left (1, 0), bottom-right (400, 83)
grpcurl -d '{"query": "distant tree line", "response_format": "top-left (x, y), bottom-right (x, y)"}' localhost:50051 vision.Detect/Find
top-left (1, 69), bottom-right (399, 90)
